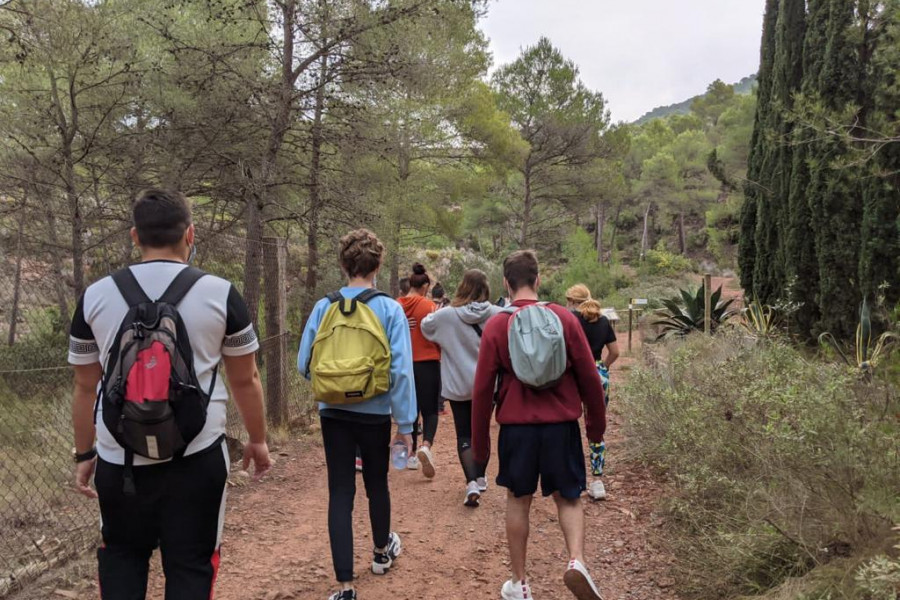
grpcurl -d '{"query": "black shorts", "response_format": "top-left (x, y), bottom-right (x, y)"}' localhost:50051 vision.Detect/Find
top-left (497, 421), bottom-right (586, 499)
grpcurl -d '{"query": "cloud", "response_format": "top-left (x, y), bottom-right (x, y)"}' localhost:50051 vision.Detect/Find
top-left (481, 0), bottom-right (765, 122)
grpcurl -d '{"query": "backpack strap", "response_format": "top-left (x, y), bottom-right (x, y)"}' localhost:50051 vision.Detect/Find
top-left (158, 266), bottom-right (206, 305)
top-left (325, 291), bottom-right (343, 304)
top-left (356, 289), bottom-right (389, 304)
top-left (472, 323), bottom-right (483, 338)
top-left (111, 268), bottom-right (152, 307)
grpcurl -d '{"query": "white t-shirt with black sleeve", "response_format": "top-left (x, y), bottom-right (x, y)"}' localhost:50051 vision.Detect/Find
top-left (68, 260), bottom-right (259, 466)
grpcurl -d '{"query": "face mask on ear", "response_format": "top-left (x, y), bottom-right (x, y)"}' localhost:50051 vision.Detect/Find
top-left (187, 244), bottom-right (197, 265)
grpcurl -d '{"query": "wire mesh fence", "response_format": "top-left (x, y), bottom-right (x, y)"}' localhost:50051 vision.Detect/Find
top-left (0, 234), bottom-right (314, 595)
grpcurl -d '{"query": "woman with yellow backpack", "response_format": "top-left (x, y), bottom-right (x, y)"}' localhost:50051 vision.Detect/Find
top-left (298, 229), bottom-right (417, 600)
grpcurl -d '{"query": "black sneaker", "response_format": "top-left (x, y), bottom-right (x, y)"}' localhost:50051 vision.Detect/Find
top-left (371, 532), bottom-right (402, 574)
top-left (328, 589), bottom-right (356, 600)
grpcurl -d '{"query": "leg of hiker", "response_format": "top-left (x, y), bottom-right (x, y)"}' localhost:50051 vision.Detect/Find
top-left (95, 459), bottom-right (158, 600)
top-left (159, 441), bottom-right (229, 600)
top-left (450, 399), bottom-right (485, 505)
top-left (553, 493), bottom-right (586, 563)
top-left (321, 416), bottom-right (358, 588)
top-left (357, 420), bottom-right (392, 550)
top-left (506, 492), bottom-right (533, 582)
top-left (413, 360), bottom-right (441, 478)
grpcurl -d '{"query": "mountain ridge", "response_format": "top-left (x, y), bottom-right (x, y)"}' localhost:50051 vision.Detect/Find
top-left (634, 74), bottom-right (757, 125)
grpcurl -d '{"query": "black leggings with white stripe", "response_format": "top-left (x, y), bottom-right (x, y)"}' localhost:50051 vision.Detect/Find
top-left (94, 440), bottom-right (229, 600)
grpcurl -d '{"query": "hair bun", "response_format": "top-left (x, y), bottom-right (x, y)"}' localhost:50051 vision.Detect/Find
top-left (412, 263), bottom-right (427, 276)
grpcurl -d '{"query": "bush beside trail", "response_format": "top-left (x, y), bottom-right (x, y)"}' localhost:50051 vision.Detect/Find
top-left (622, 335), bottom-right (900, 599)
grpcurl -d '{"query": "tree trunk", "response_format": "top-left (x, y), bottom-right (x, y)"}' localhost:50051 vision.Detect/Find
top-left (244, 3), bottom-right (297, 329)
top-left (596, 201), bottom-right (606, 263)
top-left (519, 167), bottom-right (532, 247)
top-left (678, 211), bottom-right (687, 255)
top-left (640, 202), bottom-right (653, 260)
top-left (608, 203), bottom-right (623, 266)
top-left (301, 50), bottom-right (329, 329)
top-left (44, 199), bottom-right (70, 331)
top-left (8, 214), bottom-right (25, 346)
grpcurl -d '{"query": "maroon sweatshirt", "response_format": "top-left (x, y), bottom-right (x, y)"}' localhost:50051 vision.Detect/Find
top-left (471, 299), bottom-right (607, 465)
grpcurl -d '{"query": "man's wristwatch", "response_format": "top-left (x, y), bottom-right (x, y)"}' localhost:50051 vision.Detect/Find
top-left (73, 447), bottom-right (97, 463)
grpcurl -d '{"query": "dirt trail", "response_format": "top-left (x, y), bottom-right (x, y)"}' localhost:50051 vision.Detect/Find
top-left (13, 349), bottom-right (680, 600)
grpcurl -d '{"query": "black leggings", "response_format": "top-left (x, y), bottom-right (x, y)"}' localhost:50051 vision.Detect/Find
top-left (321, 416), bottom-right (392, 583)
top-left (449, 400), bottom-right (487, 484)
top-left (412, 360), bottom-right (441, 450)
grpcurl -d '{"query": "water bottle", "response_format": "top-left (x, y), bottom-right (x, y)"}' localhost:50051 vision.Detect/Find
top-left (390, 441), bottom-right (408, 470)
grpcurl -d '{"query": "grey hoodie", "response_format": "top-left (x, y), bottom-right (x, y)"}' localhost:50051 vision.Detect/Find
top-left (420, 301), bottom-right (504, 401)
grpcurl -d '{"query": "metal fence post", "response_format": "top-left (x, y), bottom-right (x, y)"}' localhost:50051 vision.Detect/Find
top-left (263, 237), bottom-right (288, 428)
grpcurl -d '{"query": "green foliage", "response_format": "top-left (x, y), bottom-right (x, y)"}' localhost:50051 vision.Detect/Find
top-left (623, 335), bottom-right (900, 598)
top-left (741, 299), bottom-right (781, 339)
top-left (539, 229), bottom-right (632, 303)
top-left (652, 285), bottom-right (737, 338)
top-left (640, 247), bottom-right (694, 276)
top-left (818, 298), bottom-right (899, 379)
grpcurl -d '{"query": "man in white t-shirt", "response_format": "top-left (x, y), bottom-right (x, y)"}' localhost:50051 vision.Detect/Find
top-left (69, 189), bottom-right (271, 600)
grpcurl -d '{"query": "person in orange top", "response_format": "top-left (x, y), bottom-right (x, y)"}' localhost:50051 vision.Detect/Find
top-left (397, 263), bottom-right (441, 479)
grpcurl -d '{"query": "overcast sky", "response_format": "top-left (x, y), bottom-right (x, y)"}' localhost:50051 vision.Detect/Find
top-left (480, 0), bottom-right (766, 122)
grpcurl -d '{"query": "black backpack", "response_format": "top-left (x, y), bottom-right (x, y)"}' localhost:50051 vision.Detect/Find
top-left (99, 266), bottom-right (215, 494)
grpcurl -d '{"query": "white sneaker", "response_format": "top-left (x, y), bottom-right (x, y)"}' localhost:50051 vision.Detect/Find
top-left (564, 559), bottom-right (603, 600)
top-left (464, 481), bottom-right (481, 507)
top-left (476, 476), bottom-right (488, 492)
top-left (501, 579), bottom-right (533, 600)
top-left (406, 455), bottom-right (420, 470)
top-left (587, 479), bottom-right (606, 501)
top-left (372, 532), bottom-right (402, 575)
top-left (417, 446), bottom-right (436, 479)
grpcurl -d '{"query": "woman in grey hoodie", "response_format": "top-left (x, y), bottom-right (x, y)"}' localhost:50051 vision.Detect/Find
top-left (421, 269), bottom-right (503, 507)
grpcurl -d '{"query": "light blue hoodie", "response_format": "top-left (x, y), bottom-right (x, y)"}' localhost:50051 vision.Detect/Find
top-left (297, 287), bottom-right (417, 434)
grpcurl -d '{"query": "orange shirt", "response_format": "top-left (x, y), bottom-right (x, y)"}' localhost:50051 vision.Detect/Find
top-left (397, 295), bottom-right (441, 362)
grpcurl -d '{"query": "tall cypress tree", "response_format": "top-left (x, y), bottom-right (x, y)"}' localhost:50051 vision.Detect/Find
top-left (753, 0), bottom-right (806, 304)
top-left (740, 0), bottom-right (780, 296)
top-left (809, 0), bottom-right (866, 336)
top-left (785, 0), bottom-right (828, 336)
top-left (859, 4), bottom-right (900, 311)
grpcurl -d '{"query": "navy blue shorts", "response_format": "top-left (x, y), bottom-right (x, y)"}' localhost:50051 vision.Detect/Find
top-left (496, 421), bottom-right (586, 499)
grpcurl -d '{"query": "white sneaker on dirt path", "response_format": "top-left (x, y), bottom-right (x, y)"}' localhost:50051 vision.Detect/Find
top-left (372, 532), bottom-right (402, 575)
top-left (588, 479), bottom-right (606, 501)
top-left (328, 589), bottom-right (357, 600)
top-left (417, 446), bottom-right (436, 479)
top-left (563, 559), bottom-right (603, 600)
top-left (406, 455), bottom-right (420, 470)
top-left (476, 476), bottom-right (488, 492)
top-left (501, 579), bottom-right (533, 600)
top-left (464, 481), bottom-right (481, 507)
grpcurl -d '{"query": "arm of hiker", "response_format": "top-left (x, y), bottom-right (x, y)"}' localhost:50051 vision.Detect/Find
top-left (387, 303), bottom-right (417, 439)
top-left (297, 298), bottom-right (328, 379)
top-left (471, 319), bottom-right (500, 465)
top-left (604, 341), bottom-right (620, 368)
top-left (72, 362), bottom-right (101, 499)
top-left (567, 316), bottom-right (606, 443)
top-left (420, 310), bottom-right (439, 343)
top-left (223, 353), bottom-right (271, 480)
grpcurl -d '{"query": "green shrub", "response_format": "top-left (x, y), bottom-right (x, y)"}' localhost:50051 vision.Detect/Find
top-left (640, 246), bottom-right (694, 276)
top-left (540, 229), bottom-right (633, 303)
top-left (623, 335), bottom-right (900, 598)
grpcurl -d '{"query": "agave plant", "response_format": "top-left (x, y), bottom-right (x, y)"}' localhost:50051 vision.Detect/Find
top-left (654, 285), bottom-right (738, 339)
top-left (742, 299), bottom-right (780, 338)
top-left (819, 298), bottom-right (898, 378)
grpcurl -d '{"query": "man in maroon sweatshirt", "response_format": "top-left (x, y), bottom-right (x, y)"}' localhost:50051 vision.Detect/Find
top-left (472, 250), bottom-right (607, 600)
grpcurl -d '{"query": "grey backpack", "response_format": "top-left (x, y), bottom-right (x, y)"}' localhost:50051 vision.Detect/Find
top-left (505, 303), bottom-right (567, 389)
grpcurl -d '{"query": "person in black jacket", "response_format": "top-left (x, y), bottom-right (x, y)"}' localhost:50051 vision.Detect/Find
top-left (566, 284), bottom-right (619, 501)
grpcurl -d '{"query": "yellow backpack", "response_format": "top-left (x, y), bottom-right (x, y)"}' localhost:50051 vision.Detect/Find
top-left (308, 289), bottom-right (392, 404)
